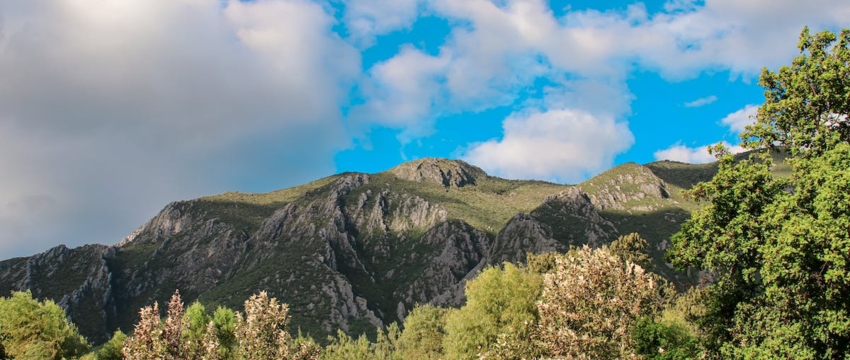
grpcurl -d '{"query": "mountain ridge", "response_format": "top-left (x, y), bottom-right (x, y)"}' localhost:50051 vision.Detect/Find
top-left (0, 156), bottom-right (744, 344)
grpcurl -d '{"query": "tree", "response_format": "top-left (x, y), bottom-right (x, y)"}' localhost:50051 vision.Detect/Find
top-left (185, 302), bottom-right (212, 350)
top-left (610, 233), bottom-right (653, 270)
top-left (97, 330), bottom-right (127, 360)
top-left (745, 28), bottom-right (850, 159)
top-left (536, 246), bottom-right (672, 359)
top-left (669, 28), bottom-right (850, 359)
top-left (123, 290), bottom-right (220, 360)
top-left (395, 305), bottom-right (448, 360)
top-left (0, 331), bottom-right (6, 360)
top-left (442, 263), bottom-right (542, 360)
top-left (212, 306), bottom-right (237, 360)
top-left (0, 290), bottom-right (89, 359)
top-left (234, 291), bottom-right (319, 360)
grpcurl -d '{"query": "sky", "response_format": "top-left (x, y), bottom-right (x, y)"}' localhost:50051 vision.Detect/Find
top-left (0, 0), bottom-right (848, 258)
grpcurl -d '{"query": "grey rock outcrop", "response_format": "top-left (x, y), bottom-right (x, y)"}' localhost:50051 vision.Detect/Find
top-left (388, 158), bottom-right (486, 187)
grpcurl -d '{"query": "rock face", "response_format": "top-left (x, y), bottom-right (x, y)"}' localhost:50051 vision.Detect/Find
top-left (0, 159), bottom-right (705, 344)
top-left (387, 158), bottom-right (486, 187)
top-left (578, 163), bottom-right (674, 212)
top-left (0, 244), bottom-right (116, 343)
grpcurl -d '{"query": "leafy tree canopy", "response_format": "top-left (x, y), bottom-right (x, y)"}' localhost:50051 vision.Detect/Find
top-left (0, 290), bottom-right (89, 360)
top-left (442, 263), bottom-right (542, 360)
top-left (669, 27), bottom-right (850, 359)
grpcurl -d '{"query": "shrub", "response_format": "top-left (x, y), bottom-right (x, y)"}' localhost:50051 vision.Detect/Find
top-left (443, 263), bottom-right (543, 360)
top-left (537, 246), bottom-right (673, 359)
top-left (0, 290), bottom-right (89, 359)
top-left (234, 291), bottom-right (320, 360)
top-left (395, 305), bottom-right (447, 360)
top-left (96, 330), bottom-right (127, 360)
top-left (212, 306), bottom-right (237, 360)
top-left (632, 317), bottom-right (699, 360)
top-left (123, 290), bottom-right (220, 360)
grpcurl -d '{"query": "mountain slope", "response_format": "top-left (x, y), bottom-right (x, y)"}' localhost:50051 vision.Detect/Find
top-left (0, 157), bottom-right (736, 343)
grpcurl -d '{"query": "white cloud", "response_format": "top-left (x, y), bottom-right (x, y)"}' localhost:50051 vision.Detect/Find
top-left (0, 0), bottom-right (360, 258)
top-left (653, 141), bottom-right (746, 164)
top-left (720, 104), bottom-right (759, 133)
top-left (654, 103), bottom-right (758, 165)
top-left (358, 0), bottom-right (850, 172)
top-left (344, 0), bottom-right (422, 45)
top-left (461, 109), bottom-right (634, 183)
top-left (349, 46), bottom-right (450, 142)
top-left (684, 95), bottom-right (718, 107)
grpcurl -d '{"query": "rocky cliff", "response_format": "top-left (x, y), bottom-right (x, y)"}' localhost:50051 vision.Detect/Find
top-left (0, 158), bottom-right (708, 344)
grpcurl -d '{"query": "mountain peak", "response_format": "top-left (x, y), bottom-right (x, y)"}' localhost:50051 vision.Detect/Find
top-left (386, 158), bottom-right (487, 187)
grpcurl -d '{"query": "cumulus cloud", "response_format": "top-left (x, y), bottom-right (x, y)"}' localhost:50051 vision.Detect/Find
top-left (655, 103), bottom-right (758, 164)
top-left (356, 0), bottom-right (849, 183)
top-left (461, 109), bottom-right (634, 183)
top-left (3, 0), bottom-right (849, 257)
top-left (721, 104), bottom-right (759, 133)
top-left (0, 0), bottom-right (360, 258)
top-left (343, 0), bottom-right (423, 45)
top-left (364, 0), bottom-right (850, 115)
top-left (349, 46), bottom-right (450, 141)
top-left (684, 95), bottom-right (718, 108)
top-left (653, 141), bottom-right (746, 164)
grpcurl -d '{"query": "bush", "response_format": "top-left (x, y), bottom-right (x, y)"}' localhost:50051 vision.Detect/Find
top-left (234, 291), bottom-right (320, 360)
top-left (96, 330), bottom-right (127, 360)
top-left (0, 290), bottom-right (89, 359)
top-left (632, 317), bottom-right (699, 360)
top-left (123, 290), bottom-right (220, 360)
top-left (395, 305), bottom-right (447, 360)
top-left (442, 263), bottom-right (542, 360)
top-left (212, 306), bottom-right (237, 360)
top-left (537, 246), bottom-right (673, 359)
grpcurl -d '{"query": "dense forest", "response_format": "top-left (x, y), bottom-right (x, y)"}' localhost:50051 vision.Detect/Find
top-left (1, 27), bottom-right (849, 360)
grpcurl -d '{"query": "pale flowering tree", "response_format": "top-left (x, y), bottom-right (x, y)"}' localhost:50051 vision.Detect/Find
top-left (123, 301), bottom-right (166, 359)
top-left (536, 246), bottom-right (673, 359)
top-left (234, 291), bottom-right (320, 360)
top-left (200, 322), bottom-right (222, 360)
top-left (123, 290), bottom-right (220, 360)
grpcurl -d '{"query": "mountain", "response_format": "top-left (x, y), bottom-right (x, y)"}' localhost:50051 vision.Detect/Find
top-left (0, 157), bottom-right (735, 344)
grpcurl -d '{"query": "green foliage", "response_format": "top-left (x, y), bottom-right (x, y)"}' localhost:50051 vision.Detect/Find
top-left (0, 290), bottom-right (90, 359)
top-left (0, 331), bottom-right (6, 360)
top-left (745, 28), bottom-right (850, 158)
top-left (610, 232), bottom-right (653, 270)
top-left (212, 306), bottom-right (237, 360)
top-left (96, 330), bottom-right (127, 360)
top-left (320, 326), bottom-right (398, 360)
top-left (395, 305), bottom-right (447, 360)
top-left (632, 289), bottom-right (707, 360)
top-left (669, 28), bottom-right (850, 359)
top-left (185, 302), bottom-right (212, 350)
top-left (442, 263), bottom-right (542, 360)
top-left (631, 317), bottom-right (699, 360)
top-left (525, 251), bottom-right (560, 275)
top-left (321, 332), bottom-right (383, 360)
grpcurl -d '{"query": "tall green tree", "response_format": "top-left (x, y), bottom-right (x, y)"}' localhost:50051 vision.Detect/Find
top-left (0, 291), bottom-right (89, 360)
top-left (212, 306), bottom-right (237, 360)
top-left (669, 28), bottom-right (850, 359)
top-left (96, 330), bottom-right (127, 360)
top-left (442, 263), bottom-right (542, 360)
top-left (395, 305), bottom-right (447, 360)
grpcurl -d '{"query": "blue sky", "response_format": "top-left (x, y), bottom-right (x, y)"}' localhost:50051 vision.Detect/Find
top-left (0, 0), bottom-right (848, 257)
